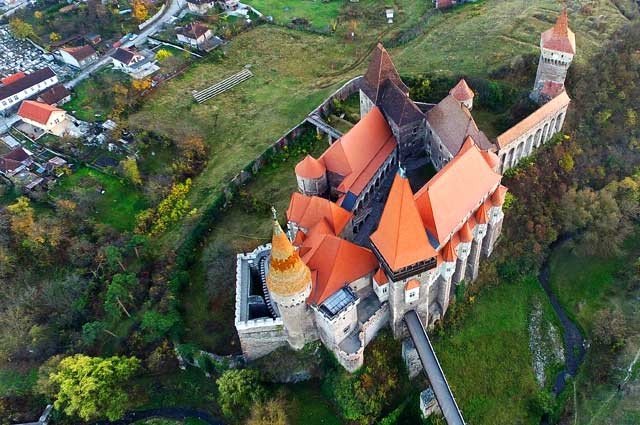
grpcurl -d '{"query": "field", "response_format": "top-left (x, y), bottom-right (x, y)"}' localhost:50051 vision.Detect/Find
top-left (432, 276), bottom-right (561, 424)
top-left (63, 69), bottom-right (130, 122)
top-left (50, 167), bottom-right (147, 231)
top-left (249, 0), bottom-right (342, 30)
top-left (549, 234), bottom-right (640, 424)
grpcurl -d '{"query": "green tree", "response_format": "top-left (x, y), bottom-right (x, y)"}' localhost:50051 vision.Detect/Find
top-left (120, 157), bottom-right (142, 185)
top-left (216, 369), bottom-right (267, 419)
top-left (9, 18), bottom-right (35, 40)
top-left (82, 321), bottom-right (117, 346)
top-left (49, 354), bottom-right (140, 421)
top-left (104, 273), bottom-right (138, 318)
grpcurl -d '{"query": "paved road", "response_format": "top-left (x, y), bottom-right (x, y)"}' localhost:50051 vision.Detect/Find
top-left (65, 0), bottom-right (184, 89)
top-left (404, 310), bottom-right (465, 425)
top-left (92, 407), bottom-right (225, 425)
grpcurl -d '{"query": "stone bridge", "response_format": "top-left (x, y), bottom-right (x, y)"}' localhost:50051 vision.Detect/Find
top-left (496, 92), bottom-right (571, 173)
top-left (404, 310), bottom-right (465, 425)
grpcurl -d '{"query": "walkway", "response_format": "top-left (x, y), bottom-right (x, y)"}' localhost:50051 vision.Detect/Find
top-left (404, 310), bottom-right (465, 425)
top-left (305, 114), bottom-right (343, 141)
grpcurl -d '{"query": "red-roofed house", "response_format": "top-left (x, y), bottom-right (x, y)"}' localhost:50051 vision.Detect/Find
top-left (18, 100), bottom-right (69, 136)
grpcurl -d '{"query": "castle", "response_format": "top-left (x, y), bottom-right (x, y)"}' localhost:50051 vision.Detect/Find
top-left (234, 10), bottom-right (575, 372)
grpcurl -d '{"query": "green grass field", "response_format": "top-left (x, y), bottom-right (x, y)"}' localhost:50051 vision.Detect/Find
top-left (50, 167), bottom-right (147, 231)
top-left (548, 234), bottom-right (640, 424)
top-left (250, 0), bottom-right (342, 30)
top-left (433, 277), bottom-right (559, 424)
top-left (64, 69), bottom-right (130, 122)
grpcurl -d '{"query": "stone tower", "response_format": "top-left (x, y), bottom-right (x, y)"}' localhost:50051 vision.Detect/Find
top-left (295, 155), bottom-right (328, 197)
top-left (265, 208), bottom-right (314, 349)
top-left (531, 8), bottom-right (576, 103)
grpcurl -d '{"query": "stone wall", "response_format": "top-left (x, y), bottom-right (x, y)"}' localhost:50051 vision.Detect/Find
top-left (236, 319), bottom-right (288, 361)
top-left (334, 334), bottom-right (365, 372)
top-left (314, 302), bottom-right (359, 347)
top-left (361, 303), bottom-right (390, 346)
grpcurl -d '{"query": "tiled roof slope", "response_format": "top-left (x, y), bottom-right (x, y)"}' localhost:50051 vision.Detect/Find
top-left (362, 43), bottom-right (409, 103)
top-left (0, 67), bottom-right (55, 100)
top-left (266, 217), bottom-right (311, 297)
top-left (320, 106), bottom-right (397, 196)
top-left (287, 193), bottom-right (352, 235)
top-left (496, 91), bottom-right (570, 148)
top-left (295, 154), bottom-right (325, 179)
top-left (378, 79), bottom-right (424, 126)
top-left (18, 100), bottom-right (63, 125)
top-left (541, 8), bottom-right (576, 54)
top-left (414, 137), bottom-right (502, 243)
top-left (426, 95), bottom-right (493, 154)
top-left (371, 172), bottom-right (437, 271)
top-left (449, 79), bottom-right (474, 102)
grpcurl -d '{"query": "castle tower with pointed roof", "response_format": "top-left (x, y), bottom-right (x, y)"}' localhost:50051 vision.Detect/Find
top-left (532, 8), bottom-right (576, 103)
top-left (266, 209), bottom-right (315, 349)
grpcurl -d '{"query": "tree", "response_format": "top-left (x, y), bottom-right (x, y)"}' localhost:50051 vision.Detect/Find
top-left (9, 18), bottom-right (35, 40)
top-left (155, 48), bottom-right (173, 61)
top-left (120, 157), bottom-right (143, 185)
top-left (104, 273), bottom-right (138, 318)
top-left (49, 32), bottom-right (61, 42)
top-left (131, 78), bottom-right (152, 92)
top-left (34, 10), bottom-right (44, 19)
top-left (132, 0), bottom-right (149, 22)
top-left (49, 354), bottom-right (140, 421)
top-left (216, 369), bottom-right (267, 419)
top-left (103, 245), bottom-right (126, 272)
top-left (82, 321), bottom-right (117, 346)
top-left (247, 398), bottom-right (289, 425)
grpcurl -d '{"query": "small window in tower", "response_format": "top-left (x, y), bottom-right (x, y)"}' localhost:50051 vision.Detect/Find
top-left (343, 326), bottom-right (350, 334)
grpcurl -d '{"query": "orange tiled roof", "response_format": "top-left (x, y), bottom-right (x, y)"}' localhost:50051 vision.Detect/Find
top-left (17, 100), bottom-right (63, 125)
top-left (362, 43), bottom-right (409, 103)
top-left (302, 233), bottom-right (378, 305)
top-left (414, 137), bottom-right (502, 243)
top-left (541, 8), bottom-right (576, 54)
top-left (266, 218), bottom-right (311, 297)
top-left (320, 106), bottom-right (397, 196)
top-left (61, 45), bottom-right (96, 61)
top-left (441, 240), bottom-right (457, 262)
top-left (374, 268), bottom-right (388, 285)
top-left (458, 220), bottom-right (473, 243)
top-left (449, 79), bottom-right (474, 102)
top-left (1, 72), bottom-right (26, 85)
top-left (371, 172), bottom-right (437, 271)
top-left (405, 279), bottom-right (420, 290)
top-left (292, 230), bottom-right (306, 246)
top-left (491, 185), bottom-right (508, 206)
top-left (475, 200), bottom-right (490, 224)
top-left (287, 193), bottom-right (352, 235)
top-left (481, 149), bottom-right (500, 171)
top-left (496, 91), bottom-right (570, 148)
top-left (295, 154), bottom-right (326, 179)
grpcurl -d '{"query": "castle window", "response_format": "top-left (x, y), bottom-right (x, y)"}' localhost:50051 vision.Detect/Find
top-left (343, 326), bottom-right (350, 334)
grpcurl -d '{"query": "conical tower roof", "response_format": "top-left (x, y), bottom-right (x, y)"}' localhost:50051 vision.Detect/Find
top-left (363, 43), bottom-right (409, 102)
top-left (541, 8), bottom-right (576, 54)
top-left (449, 79), bottom-right (474, 102)
top-left (266, 208), bottom-right (312, 297)
top-left (371, 172), bottom-right (436, 271)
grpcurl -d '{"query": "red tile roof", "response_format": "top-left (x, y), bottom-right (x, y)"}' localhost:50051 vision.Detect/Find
top-left (441, 240), bottom-right (457, 262)
top-left (496, 91), bottom-right (570, 148)
top-left (374, 268), bottom-right (388, 285)
top-left (287, 193), bottom-right (352, 235)
top-left (541, 8), bottom-right (576, 54)
top-left (2, 72), bottom-right (26, 85)
top-left (362, 43), bottom-right (409, 103)
top-left (475, 200), bottom-right (490, 224)
top-left (405, 279), bottom-right (420, 290)
top-left (17, 100), bottom-right (64, 125)
top-left (61, 45), bottom-right (96, 61)
top-left (302, 233), bottom-right (378, 305)
top-left (449, 79), bottom-right (474, 102)
top-left (458, 220), bottom-right (473, 243)
top-left (295, 154), bottom-right (326, 179)
top-left (371, 172), bottom-right (437, 271)
top-left (320, 106), bottom-right (397, 196)
top-left (414, 137), bottom-right (502, 243)
top-left (491, 185), bottom-right (508, 206)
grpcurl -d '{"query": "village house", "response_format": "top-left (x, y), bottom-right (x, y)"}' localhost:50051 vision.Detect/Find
top-left (218, 0), bottom-right (239, 12)
top-left (37, 84), bottom-right (71, 107)
top-left (186, 0), bottom-right (216, 14)
top-left (58, 45), bottom-right (99, 69)
top-left (110, 47), bottom-right (159, 80)
top-left (176, 22), bottom-right (214, 48)
top-left (0, 147), bottom-right (33, 177)
top-left (17, 100), bottom-right (69, 137)
top-left (235, 10), bottom-right (575, 373)
top-left (0, 67), bottom-right (58, 115)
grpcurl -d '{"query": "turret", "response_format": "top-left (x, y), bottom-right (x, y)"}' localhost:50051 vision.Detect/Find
top-left (295, 155), bottom-right (328, 197)
top-left (266, 207), bottom-right (314, 349)
top-left (449, 79), bottom-right (475, 110)
top-left (532, 8), bottom-right (576, 103)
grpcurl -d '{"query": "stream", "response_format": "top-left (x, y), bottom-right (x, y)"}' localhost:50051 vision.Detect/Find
top-left (538, 235), bottom-right (586, 423)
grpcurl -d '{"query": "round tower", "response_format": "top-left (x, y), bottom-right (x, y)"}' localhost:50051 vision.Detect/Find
top-left (295, 155), bottom-right (328, 196)
top-left (449, 79), bottom-right (475, 110)
top-left (266, 207), bottom-right (314, 349)
top-left (532, 8), bottom-right (576, 102)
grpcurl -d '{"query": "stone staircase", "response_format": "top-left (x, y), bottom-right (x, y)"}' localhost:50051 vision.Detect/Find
top-left (193, 68), bottom-right (253, 103)
top-left (259, 254), bottom-right (277, 318)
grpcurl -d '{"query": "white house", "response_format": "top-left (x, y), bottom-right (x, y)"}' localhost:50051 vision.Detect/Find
top-left (186, 0), bottom-right (215, 14)
top-left (111, 48), bottom-right (159, 80)
top-left (176, 22), bottom-right (213, 48)
top-left (17, 100), bottom-right (69, 136)
top-left (0, 67), bottom-right (58, 115)
top-left (58, 45), bottom-right (99, 69)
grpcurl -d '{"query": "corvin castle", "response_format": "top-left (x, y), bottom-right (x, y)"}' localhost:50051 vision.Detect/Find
top-left (234, 10), bottom-right (575, 372)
